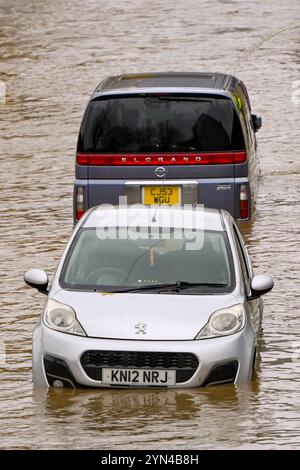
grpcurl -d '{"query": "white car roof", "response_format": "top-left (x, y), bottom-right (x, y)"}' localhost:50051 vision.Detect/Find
top-left (82, 206), bottom-right (225, 231)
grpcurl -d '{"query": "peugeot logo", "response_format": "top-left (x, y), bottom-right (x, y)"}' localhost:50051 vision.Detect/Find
top-left (134, 322), bottom-right (147, 334)
top-left (155, 166), bottom-right (166, 178)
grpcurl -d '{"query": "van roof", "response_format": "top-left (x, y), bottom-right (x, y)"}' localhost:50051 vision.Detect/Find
top-left (94, 72), bottom-right (238, 94)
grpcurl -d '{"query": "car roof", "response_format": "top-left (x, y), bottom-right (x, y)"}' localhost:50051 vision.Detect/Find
top-left (82, 206), bottom-right (226, 232)
top-left (93, 72), bottom-right (238, 98)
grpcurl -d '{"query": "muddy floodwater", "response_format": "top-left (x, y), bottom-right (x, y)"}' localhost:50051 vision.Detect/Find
top-left (0, 0), bottom-right (300, 450)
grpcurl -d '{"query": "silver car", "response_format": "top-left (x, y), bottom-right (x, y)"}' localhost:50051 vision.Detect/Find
top-left (25, 206), bottom-right (273, 388)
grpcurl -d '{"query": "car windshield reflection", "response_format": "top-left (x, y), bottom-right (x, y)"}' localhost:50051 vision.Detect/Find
top-left (60, 227), bottom-right (235, 294)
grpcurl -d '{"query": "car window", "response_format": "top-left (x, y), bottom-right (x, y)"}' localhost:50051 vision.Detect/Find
top-left (232, 224), bottom-right (252, 294)
top-left (78, 94), bottom-right (245, 153)
top-left (60, 227), bottom-right (235, 293)
top-left (237, 230), bottom-right (253, 279)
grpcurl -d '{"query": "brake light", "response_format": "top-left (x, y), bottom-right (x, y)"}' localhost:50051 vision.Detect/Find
top-left (75, 187), bottom-right (84, 221)
top-left (239, 184), bottom-right (249, 219)
top-left (76, 151), bottom-right (246, 166)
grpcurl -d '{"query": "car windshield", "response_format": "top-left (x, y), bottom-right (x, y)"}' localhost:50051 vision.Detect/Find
top-left (60, 227), bottom-right (235, 294)
top-left (77, 94), bottom-right (245, 153)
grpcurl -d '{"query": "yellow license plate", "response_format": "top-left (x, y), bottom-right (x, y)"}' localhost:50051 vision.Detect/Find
top-left (143, 186), bottom-right (180, 205)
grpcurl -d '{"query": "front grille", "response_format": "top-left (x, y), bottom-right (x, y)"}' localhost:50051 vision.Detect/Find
top-left (81, 350), bottom-right (199, 383)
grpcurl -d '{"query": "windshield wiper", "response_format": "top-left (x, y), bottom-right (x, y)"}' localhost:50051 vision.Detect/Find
top-left (112, 281), bottom-right (227, 293)
top-left (144, 95), bottom-right (213, 104)
top-left (158, 97), bottom-right (212, 103)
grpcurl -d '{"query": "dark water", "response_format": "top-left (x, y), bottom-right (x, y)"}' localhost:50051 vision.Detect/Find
top-left (0, 0), bottom-right (299, 449)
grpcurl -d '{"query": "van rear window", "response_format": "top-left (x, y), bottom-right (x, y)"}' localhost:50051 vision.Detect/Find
top-left (78, 95), bottom-right (245, 153)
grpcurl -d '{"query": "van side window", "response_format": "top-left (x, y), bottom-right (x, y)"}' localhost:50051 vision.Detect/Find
top-left (237, 85), bottom-right (255, 148)
top-left (239, 81), bottom-right (252, 111)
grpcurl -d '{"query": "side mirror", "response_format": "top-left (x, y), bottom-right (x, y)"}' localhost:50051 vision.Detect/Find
top-left (251, 114), bottom-right (262, 132)
top-left (249, 274), bottom-right (273, 299)
top-left (24, 269), bottom-right (49, 294)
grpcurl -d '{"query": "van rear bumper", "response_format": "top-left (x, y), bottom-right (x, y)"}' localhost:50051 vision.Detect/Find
top-left (74, 177), bottom-right (251, 222)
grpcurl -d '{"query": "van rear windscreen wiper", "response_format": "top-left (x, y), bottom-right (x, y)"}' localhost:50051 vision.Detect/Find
top-left (146, 95), bottom-right (213, 103)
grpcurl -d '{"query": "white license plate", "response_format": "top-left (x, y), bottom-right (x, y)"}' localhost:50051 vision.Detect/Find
top-left (102, 368), bottom-right (176, 386)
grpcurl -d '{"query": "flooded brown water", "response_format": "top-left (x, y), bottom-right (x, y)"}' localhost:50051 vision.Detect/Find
top-left (0, 0), bottom-right (300, 449)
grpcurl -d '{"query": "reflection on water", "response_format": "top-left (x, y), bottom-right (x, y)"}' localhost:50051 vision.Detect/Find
top-left (32, 384), bottom-right (257, 449)
top-left (0, 0), bottom-right (300, 450)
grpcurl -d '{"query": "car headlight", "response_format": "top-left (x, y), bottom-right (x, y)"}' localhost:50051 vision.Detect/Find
top-left (196, 304), bottom-right (245, 339)
top-left (43, 299), bottom-right (86, 336)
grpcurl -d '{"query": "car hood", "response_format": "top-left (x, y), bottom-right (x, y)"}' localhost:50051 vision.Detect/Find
top-left (53, 290), bottom-right (238, 340)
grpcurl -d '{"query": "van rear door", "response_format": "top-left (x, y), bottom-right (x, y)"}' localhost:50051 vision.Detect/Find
top-left (76, 93), bottom-right (246, 217)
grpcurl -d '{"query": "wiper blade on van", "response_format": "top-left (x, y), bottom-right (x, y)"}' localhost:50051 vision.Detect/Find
top-left (113, 281), bottom-right (227, 293)
top-left (144, 95), bottom-right (213, 104)
top-left (157, 96), bottom-right (213, 103)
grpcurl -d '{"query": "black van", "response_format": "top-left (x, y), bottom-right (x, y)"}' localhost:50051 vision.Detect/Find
top-left (74, 72), bottom-right (261, 220)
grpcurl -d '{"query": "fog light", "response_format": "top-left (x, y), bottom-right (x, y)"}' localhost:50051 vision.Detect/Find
top-left (53, 379), bottom-right (64, 388)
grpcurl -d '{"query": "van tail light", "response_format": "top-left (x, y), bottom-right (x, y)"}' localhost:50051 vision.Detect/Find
top-left (76, 151), bottom-right (247, 166)
top-left (75, 187), bottom-right (84, 221)
top-left (239, 184), bottom-right (249, 219)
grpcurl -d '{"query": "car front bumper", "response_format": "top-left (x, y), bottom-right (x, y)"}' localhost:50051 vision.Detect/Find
top-left (32, 322), bottom-right (255, 389)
